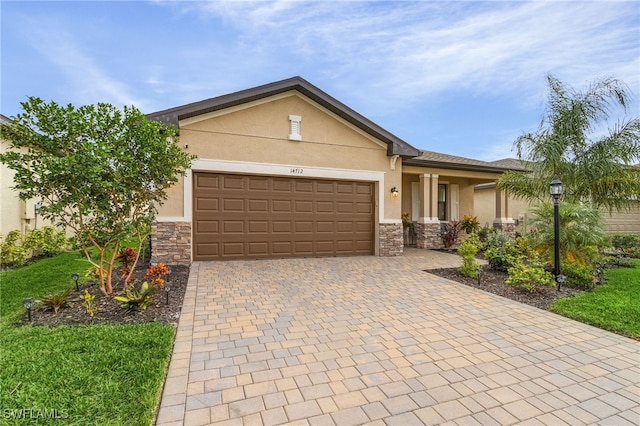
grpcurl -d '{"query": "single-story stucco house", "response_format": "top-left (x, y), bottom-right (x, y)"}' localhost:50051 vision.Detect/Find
top-left (1, 114), bottom-right (60, 237)
top-left (147, 77), bottom-right (521, 264)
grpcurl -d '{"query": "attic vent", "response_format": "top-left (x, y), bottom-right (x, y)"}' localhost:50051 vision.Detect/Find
top-left (289, 115), bottom-right (302, 140)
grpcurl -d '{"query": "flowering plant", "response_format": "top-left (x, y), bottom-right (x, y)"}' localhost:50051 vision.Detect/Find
top-left (146, 262), bottom-right (169, 288)
top-left (401, 212), bottom-right (414, 232)
top-left (459, 214), bottom-right (480, 234)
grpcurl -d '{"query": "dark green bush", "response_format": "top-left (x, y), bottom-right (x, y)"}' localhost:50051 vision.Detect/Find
top-left (611, 233), bottom-right (639, 250)
top-left (484, 238), bottom-right (520, 272)
top-left (561, 262), bottom-right (598, 290)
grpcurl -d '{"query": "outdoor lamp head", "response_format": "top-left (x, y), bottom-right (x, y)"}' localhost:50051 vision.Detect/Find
top-left (390, 187), bottom-right (399, 198)
top-left (23, 298), bottom-right (35, 310)
top-left (550, 176), bottom-right (563, 198)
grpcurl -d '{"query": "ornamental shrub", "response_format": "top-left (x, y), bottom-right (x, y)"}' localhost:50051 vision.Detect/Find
top-left (611, 233), bottom-right (639, 250)
top-left (561, 262), bottom-right (599, 290)
top-left (0, 230), bottom-right (28, 268)
top-left (506, 254), bottom-right (555, 293)
top-left (484, 241), bottom-right (520, 271)
top-left (441, 220), bottom-right (460, 248)
top-left (458, 237), bottom-right (480, 278)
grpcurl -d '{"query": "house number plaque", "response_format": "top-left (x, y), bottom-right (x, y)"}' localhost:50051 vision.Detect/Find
top-left (290, 168), bottom-right (304, 175)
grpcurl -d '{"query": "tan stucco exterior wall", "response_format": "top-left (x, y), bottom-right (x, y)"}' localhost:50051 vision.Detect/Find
top-left (156, 92), bottom-right (403, 223)
top-left (474, 187), bottom-right (640, 235)
top-left (1, 138), bottom-right (59, 236)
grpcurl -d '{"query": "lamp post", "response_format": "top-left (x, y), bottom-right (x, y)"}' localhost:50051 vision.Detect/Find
top-left (23, 298), bottom-right (35, 322)
top-left (71, 272), bottom-right (80, 291)
top-left (164, 282), bottom-right (172, 305)
top-left (550, 176), bottom-right (563, 291)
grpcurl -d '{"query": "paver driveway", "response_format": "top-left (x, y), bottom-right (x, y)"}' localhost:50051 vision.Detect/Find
top-left (156, 249), bottom-right (640, 425)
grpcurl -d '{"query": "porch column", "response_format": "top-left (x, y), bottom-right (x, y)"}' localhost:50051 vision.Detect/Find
top-left (493, 188), bottom-right (516, 237)
top-left (416, 174), bottom-right (442, 249)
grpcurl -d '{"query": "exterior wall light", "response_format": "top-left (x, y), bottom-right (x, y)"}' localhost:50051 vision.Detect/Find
top-left (390, 187), bottom-right (399, 198)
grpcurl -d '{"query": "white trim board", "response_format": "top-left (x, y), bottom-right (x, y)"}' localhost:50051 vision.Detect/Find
top-left (156, 159), bottom-right (388, 223)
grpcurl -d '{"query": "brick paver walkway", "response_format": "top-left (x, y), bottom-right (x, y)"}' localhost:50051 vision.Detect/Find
top-left (156, 249), bottom-right (640, 425)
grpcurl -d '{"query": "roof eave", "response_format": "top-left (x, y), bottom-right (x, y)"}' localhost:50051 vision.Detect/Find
top-left (403, 158), bottom-right (513, 173)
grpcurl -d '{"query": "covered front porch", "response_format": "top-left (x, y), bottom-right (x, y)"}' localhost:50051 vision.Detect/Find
top-left (398, 154), bottom-right (519, 249)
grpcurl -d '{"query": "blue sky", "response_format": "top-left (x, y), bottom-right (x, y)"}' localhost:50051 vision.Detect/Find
top-left (2, 1), bottom-right (639, 161)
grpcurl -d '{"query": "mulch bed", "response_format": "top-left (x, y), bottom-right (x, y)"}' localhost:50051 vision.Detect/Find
top-left (26, 262), bottom-right (190, 327)
top-left (426, 264), bottom-right (582, 310)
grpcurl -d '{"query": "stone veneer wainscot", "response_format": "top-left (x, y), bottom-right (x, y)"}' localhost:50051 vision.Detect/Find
top-left (151, 222), bottom-right (191, 265)
top-left (379, 223), bottom-right (403, 256)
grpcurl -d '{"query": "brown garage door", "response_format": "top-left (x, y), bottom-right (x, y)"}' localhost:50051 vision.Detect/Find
top-left (193, 173), bottom-right (374, 260)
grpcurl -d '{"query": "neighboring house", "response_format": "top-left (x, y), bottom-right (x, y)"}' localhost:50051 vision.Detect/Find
top-left (147, 77), bottom-right (521, 264)
top-left (1, 114), bottom-right (35, 236)
top-left (474, 159), bottom-right (640, 235)
top-left (1, 114), bottom-right (64, 238)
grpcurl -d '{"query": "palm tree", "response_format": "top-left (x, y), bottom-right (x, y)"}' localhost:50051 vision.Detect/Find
top-left (498, 75), bottom-right (640, 212)
top-left (528, 202), bottom-right (607, 265)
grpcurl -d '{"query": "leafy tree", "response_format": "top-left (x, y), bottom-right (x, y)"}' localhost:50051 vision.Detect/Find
top-left (498, 75), bottom-right (640, 211)
top-left (0, 98), bottom-right (195, 295)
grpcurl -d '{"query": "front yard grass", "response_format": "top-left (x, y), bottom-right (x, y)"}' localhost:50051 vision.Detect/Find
top-left (550, 260), bottom-right (640, 339)
top-left (0, 252), bottom-right (175, 425)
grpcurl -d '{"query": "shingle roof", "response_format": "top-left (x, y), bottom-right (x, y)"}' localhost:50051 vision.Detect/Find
top-left (404, 151), bottom-right (526, 173)
top-left (147, 76), bottom-right (421, 158)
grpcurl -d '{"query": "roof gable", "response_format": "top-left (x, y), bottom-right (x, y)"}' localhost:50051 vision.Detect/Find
top-left (147, 76), bottom-right (420, 158)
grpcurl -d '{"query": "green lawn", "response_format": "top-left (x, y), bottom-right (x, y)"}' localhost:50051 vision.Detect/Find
top-left (550, 261), bottom-right (640, 339)
top-left (0, 252), bottom-right (175, 425)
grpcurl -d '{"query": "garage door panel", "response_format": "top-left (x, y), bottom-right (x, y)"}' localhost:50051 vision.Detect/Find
top-left (272, 221), bottom-right (291, 233)
top-left (247, 242), bottom-right (268, 256)
top-left (196, 220), bottom-right (219, 234)
top-left (193, 172), bottom-right (374, 260)
top-left (196, 175), bottom-right (220, 189)
top-left (248, 221), bottom-right (268, 233)
top-left (248, 177), bottom-right (269, 191)
top-left (223, 175), bottom-right (245, 190)
top-left (316, 221), bottom-right (334, 233)
top-left (295, 200), bottom-right (313, 213)
top-left (356, 183), bottom-right (373, 195)
top-left (196, 243), bottom-right (219, 256)
top-left (195, 197), bottom-right (219, 212)
top-left (356, 202), bottom-right (372, 214)
top-left (272, 200), bottom-right (293, 212)
top-left (223, 221), bottom-right (244, 233)
top-left (223, 199), bottom-right (244, 212)
top-left (272, 242), bottom-right (293, 254)
top-left (337, 202), bottom-right (354, 213)
top-left (294, 241), bottom-right (313, 253)
top-left (316, 182), bottom-right (334, 193)
top-left (295, 181), bottom-right (313, 192)
top-left (273, 179), bottom-right (292, 192)
top-left (316, 201), bottom-right (334, 213)
top-left (295, 221), bottom-right (313, 233)
top-left (356, 221), bottom-right (373, 232)
top-left (248, 199), bottom-right (269, 212)
top-left (222, 242), bottom-right (244, 256)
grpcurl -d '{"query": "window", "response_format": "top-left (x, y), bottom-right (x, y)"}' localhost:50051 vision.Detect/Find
top-left (438, 184), bottom-right (447, 221)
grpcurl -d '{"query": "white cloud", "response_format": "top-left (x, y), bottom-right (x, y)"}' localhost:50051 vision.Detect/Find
top-left (15, 16), bottom-right (148, 109)
top-left (161, 1), bottom-right (639, 111)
